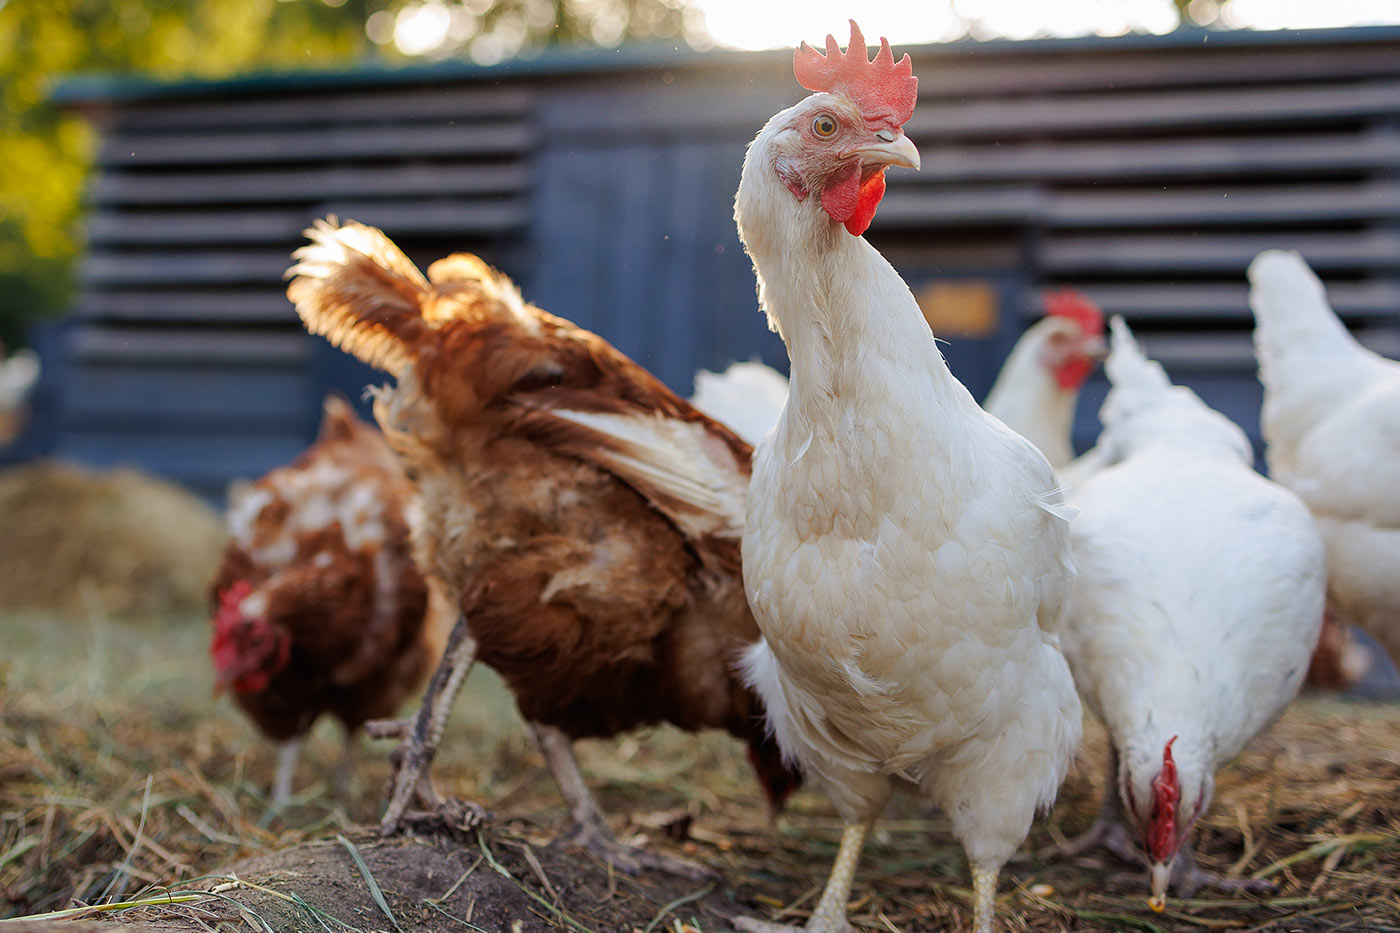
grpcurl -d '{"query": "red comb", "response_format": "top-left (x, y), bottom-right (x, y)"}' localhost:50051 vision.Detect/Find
top-left (794, 20), bottom-right (918, 129)
top-left (215, 580), bottom-right (253, 626)
top-left (1044, 289), bottom-right (1105, 336)
top-left (1147, 736), bottom-right (1180, 863)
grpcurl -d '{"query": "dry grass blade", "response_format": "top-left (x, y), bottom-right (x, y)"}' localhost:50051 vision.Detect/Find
top-left (475, 828), bottom-right (598, 933)
top-left (0, 892), bottom-right (206, 923)
top-left (642, 884), bottom-right (714, 933)
top-left (335, 834), bottom-right (404, 933)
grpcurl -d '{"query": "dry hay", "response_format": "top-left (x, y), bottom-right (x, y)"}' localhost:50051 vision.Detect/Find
top-left (3, 609), bottom-right (1398, 932)
top-left (0, 460), bottom-right (226, 619)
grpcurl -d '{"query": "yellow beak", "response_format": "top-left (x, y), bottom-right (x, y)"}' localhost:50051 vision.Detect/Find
top-left (849, 133), bottom-right (921, 171)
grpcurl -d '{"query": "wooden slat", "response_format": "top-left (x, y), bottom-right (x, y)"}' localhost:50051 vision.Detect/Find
top-left (75, 290), bottom-right (293, 323)
top-left (91, 162), bottom-right (530, 206)
top-left (71, 327), bottom-right (311, 365)
top-left (904, 79), bottom-right (1400, 139)
top-left (99, 121), bottom-right (533, 166)
top-left (1044, 181), bottom-right (1400, 228)
top-left (85, 198), bottom-right (527, 245)
top-left (80, 250), bottom-right (292, 286)
top-left (896, 131), bottom-right (1400, 186)
top-left (112, 85), bottom-right (533, 132)
top-left (1061, 281), bottom-right (1400, 320)
top-left (909, 41), bottom-right (1400, 99)
top-left (315, 198), bottom-right (529, 236)
top-left (1042, 230), bottom-right (1400, 275)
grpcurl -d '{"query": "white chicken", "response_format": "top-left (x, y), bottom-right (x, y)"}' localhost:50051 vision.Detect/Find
top-left (1057, 317), bottom-right (1326, 910)
top-left (734, 22), bottom-right (1082, 933)
top-left (690, 360), bottom-right (792, 446)
top-left (983, 290), bottom-right (1105, 471)
top-left (0, 343), bottom-right (40, 446)
top-left (1248, 249), bottom-right (1400, 672)
top-left (692, 292), bottom-right (1105, 465)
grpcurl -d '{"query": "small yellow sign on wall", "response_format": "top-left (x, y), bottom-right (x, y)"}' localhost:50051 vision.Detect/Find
top-left (914, 280), bottom-right (999, 338)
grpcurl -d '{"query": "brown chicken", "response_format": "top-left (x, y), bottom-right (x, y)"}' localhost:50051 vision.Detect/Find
top-left (285, 218), bottom-right (800, 876)
top-left (209, 395), bottom-right (453, 810)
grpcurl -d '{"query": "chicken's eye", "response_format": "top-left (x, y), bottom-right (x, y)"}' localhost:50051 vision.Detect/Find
top-left (812, 114), bottom-right (838, 138)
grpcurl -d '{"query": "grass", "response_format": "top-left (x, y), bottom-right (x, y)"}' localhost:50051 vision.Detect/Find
top-left (2, 607), bottom-right (1399, 931)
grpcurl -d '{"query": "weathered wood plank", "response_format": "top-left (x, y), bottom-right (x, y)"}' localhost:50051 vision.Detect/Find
top-left (1042, 182), bottom-right (1400, 228)
top-left (893, 131), bottom-right (1400, 186)
top-left (91, 163), bottom-right (530, 206)
top-left (70, 327), bottom-right (311, 365)
top-left (1057, 280), bottom-right (1400, 320)
top-left (75, 290), bottom-right (293, 323)
top-left (80, 250), bottom-right (293, 286)
top-left (85, 199), bottom-right (527, 246)
top-left (99, 121), bottom-right (533, 166)
top-left (1042, 230), bottom-right (1400, 274)
top-left (909, 40), bottom-right (1400, 98)
top-left (904, 79), bottom-right (1400, 139)
top-left (111, 85), bottom-right (533, 132)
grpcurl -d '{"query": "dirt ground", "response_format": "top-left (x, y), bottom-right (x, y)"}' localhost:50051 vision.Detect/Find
top-left (10, 702), bottom-right (1400, 933)
top-left (3, 612), bottom-right (1398, 932)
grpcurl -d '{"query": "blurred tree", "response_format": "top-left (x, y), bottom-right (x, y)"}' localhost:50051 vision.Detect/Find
top-left (1172, 0), bottom-right (1231, 28)
top-left (0, 0), bottom-right (693, 349)
top-left (0, 0), bottom-right (375, 348)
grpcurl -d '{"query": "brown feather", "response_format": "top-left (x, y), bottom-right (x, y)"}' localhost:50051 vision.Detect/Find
top-left (209, 396), bottom-right (451, 744)
top-left (286, 218), bottom-right (800, 808)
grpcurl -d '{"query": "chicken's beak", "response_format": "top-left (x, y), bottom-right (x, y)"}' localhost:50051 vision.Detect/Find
top-left (1148, 860), bottom-right (1172, 913)
top-left (848, 131), bottom-right (921, 171)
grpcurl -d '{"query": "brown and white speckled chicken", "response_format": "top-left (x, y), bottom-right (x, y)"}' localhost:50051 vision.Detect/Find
top-left (209, 396), bottom-right (453, 809)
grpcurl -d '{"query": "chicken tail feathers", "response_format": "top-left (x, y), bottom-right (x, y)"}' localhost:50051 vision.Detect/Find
top-left (286, 217), bottom-right (432, 377)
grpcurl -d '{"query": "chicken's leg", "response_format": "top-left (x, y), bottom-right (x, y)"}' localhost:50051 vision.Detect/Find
top-left (1053, 745), bottom-right (1141, 865)
top-left (379, 615), bottom-right (478, 834)
top-left (736, 821), bottom-right (870, 933)
top-left (270, 736), bottom-right (305, 812)
top-left (531, 722), bottom-right (714, 881)
top-left (969, 861), bottom-right (1001, 933)
top-left (1168, 839), bottom-right (1275, 899)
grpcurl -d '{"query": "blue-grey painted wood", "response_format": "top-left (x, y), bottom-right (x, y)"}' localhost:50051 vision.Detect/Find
top-left (39, 27), bottom-right (1400, 501)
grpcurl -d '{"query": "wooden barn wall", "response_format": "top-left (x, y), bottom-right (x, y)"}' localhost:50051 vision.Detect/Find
top-left (44, 28), bottom-right (1400, 497)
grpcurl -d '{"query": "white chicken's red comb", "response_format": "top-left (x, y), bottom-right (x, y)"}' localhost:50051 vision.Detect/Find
top-left (1044, 289), bottom-right (1105, 336)
top-left (794, 20), bottom-right (917, 129)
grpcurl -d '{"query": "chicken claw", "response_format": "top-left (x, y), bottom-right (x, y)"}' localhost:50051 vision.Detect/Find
top-left (1053, 816), bottom-right (1143, 866)
top-left (1170, 843), bottom-right (1276, 899)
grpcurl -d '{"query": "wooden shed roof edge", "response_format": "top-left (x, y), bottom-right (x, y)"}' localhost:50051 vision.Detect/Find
top-left (51, 24), bottom-right (1400, 107)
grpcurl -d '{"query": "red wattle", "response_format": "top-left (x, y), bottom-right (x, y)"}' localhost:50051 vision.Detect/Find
top-left (844, 169), bottom-right (887, 237)
top-left (820, 161), bottom-right (862, 226)
top-left (820, 165), bottom-right (889, 237)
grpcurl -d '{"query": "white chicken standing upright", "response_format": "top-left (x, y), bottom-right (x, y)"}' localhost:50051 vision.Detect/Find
top-left (734, 22), bottom-right (1082, 933)
top-left (1057, 318), bottom-right (1325, 910)
top-left (1248, 249), bottom-right (1400, 671)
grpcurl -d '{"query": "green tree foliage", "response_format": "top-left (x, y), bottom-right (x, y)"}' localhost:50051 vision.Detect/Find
top-left (0, 0), bottom-right (377, 346)
top-left (0, 0), bottom-right (689, 348)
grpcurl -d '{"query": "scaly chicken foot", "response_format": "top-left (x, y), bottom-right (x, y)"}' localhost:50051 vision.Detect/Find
top-left (1053, 746), bottom-right (1142, 866)
top-left (532, 722), bottom-right (716, 882)
top-left (1053, 816), bottom-right (1141, 866)
top-left (1170, 841), bottom-right (1276, 899)
top-left (735, 821), bottom-right (869, 933)
top-left (379, 615), bottom-right (479, 835)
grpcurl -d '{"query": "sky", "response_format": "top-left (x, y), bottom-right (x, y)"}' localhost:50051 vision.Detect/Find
top-left (692, 0), bottom-right (1400, 49)
top-left (385, 0), bottom-right (1400, 60)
